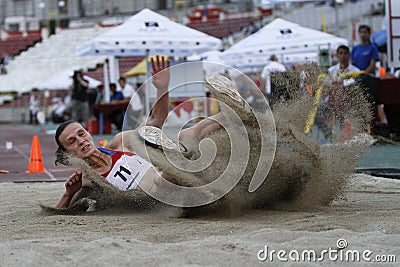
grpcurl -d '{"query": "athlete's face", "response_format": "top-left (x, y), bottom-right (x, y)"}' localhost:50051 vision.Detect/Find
top-left (59, 123), bottom-right (96, 159)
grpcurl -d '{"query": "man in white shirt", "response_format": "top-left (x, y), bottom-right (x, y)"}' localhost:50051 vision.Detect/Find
top-left (260, 54), bottom-right (286, 95)
top-left (317, 45), bottom-right (360, 140)
top-left (328, 45), bottom-right (360, 85)
top-left (118, 76), bottom-right (144, 130)
top-left (118, 76), bottom-right (134, 98)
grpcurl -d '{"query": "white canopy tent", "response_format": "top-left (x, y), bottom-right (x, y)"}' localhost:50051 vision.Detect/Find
top-left (37, 70), bottom-right (102, 90)
top-left (187, 50), bottom-right (222, 62)
top-left (221, 18), bottom-right (348, 71)
top-left (187, 50), bottom-right (228, 75)
top-left (77, 9), bottom-right (222, 57)
top-left (76, 8), bottom-right (222, 114)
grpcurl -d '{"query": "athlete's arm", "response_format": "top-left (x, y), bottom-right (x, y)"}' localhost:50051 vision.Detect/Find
top-left (107, 56), bottom-right (171, 150)
top-left (145, 56), bottom-right (170, 128)
top-left (56, 170), bottom-right (83, 208)
top-left (106, 56), bottom-right (171, 151)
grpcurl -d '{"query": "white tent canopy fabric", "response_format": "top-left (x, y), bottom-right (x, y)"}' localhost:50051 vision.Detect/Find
top-left (77, 8), bottom-right (222, 57)
top-left (187, 50), bottom-right (228, 75)
top-left (187, 50), bottom-right (223, 62)
top-left (77, 8), bottom-right (222, 114)
top-left (221, 18), bottom-right (348, 70)
top-left (37, 70), bottom-right (102, 90)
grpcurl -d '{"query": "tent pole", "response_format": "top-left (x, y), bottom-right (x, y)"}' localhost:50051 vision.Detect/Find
top-left (103, 59), bottom-right (110, 103)
top-left (114, 57), bottom-right (120, 82)
top-left (145, 51), bottom-right (151, 117)
top-left (108, 56), bottom-right (117, 83)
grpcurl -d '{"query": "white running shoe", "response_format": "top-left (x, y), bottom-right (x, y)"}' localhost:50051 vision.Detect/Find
top-left (138, 126), bottom-right (188, 153)
top-left (205, 74), bottom-right (253, 120)
top-left (205, 74), bottom-right (242, 103)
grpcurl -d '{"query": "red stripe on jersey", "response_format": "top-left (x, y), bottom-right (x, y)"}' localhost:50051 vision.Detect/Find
top-left (100, 148), bottom-right (135, 178)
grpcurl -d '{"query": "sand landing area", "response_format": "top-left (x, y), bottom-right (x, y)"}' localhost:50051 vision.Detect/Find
top-left (0, 125), bottom-right (399, 266)
top-left (0, 174), bottom-right (399, 266)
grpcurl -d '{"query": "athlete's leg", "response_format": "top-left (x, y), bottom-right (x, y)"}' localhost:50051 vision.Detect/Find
top-left (176, 112), bottom-right (227, 157)
top-left (179, 112), bottom-right (225, 141)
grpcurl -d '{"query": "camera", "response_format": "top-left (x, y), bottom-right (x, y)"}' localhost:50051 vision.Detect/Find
top-left (73, 70), bottom-right (80, 80)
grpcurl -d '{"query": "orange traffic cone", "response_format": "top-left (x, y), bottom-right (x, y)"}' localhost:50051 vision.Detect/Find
top-left (26, 135), bottom-right (45, 173)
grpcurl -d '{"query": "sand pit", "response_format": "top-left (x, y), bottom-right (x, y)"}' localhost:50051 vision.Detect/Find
top-left (0, 174), bottom-right (399, 266)
top-left (2, 66), bottom-right (397, 266)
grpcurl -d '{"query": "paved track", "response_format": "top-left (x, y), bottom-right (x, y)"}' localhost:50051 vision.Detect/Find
top-left (0, 124), bottom-right (76, 182)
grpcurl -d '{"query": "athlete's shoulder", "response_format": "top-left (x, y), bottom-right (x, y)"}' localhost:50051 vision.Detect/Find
top-left (106, 133), bottom-right (123, 150)
top-left (106, 129), bottom-right (138, 150)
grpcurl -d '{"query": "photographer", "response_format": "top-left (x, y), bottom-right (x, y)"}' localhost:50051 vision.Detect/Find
top-left (70, 70), bottom-right (89, 123)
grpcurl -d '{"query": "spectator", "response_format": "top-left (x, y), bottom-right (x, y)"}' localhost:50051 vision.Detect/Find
top-left (260, 54), bottom-right (286, 96)
top-left (329, 45), bottom-right (360, 83)
top-left (239, 26), bottom-right (247, 40)
top-left (316, 45), bottom-right (360, 140)
top-left (70, 70), bottom-right (90, 123)
top-left (51, 94), bottom-right (69, 123)
top-left (94, 84), bottom-right (104, 105)
top-left (117, 77), bottom-right (134, 99)
top-left (227, 31), bottom-right (234, 47)
top-left (351, 25), bottom-right (379, 75)
top-left (89, 84), bottom-right (104, 120)
top-left (350, 24), bottom-right (385, 124)
top-left (1, 54), bottom-right (10, 65)
top-left (0, 54), bottom-right (9, 75)
top-left (244, 21), bottom-right (259, 37)
top-left (370, 1), bottom-right (384, 16)
top-left (29, 89), bottom-right (40, 124)
top-left (118, 76), bottom-right (144, 130)
top-left (109, 83), bottom-right (124, 130)
top-left (86, 88), bottom-right (98, 115)
top-left (110, 83), bottom-right (124, 102)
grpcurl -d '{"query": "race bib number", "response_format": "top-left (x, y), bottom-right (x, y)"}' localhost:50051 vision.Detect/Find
top-left (105, 154), bottom-right (152, 191)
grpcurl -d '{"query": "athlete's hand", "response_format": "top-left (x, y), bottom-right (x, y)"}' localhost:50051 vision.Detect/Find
top-left (151, 55), bottom-right (170, 90)
top-left (64, 169), bottom-right (82, 196)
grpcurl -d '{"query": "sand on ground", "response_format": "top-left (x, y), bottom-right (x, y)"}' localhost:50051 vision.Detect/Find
top-left (0, 173), bottom-right (399, 266)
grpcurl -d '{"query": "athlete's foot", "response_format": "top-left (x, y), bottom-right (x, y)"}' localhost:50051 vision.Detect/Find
top-left (178, 128), bottom-right (202, 159)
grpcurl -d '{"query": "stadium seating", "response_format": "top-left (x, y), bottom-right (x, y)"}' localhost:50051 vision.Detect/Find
top-left (0, 26), bottom-right (110, 92)
top-left (0, 30), bottom-right (42, 59)
top-left (187, 16), bottom-right (261, 38)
